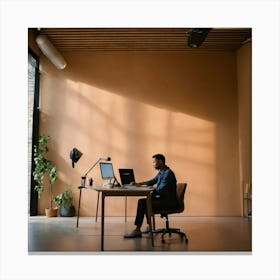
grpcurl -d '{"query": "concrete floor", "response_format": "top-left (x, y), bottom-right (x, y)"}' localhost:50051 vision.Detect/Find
top-left (28, 216), bottom-right (251, 253)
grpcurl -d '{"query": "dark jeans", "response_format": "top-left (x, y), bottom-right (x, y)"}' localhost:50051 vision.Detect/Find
top-left (134, 198), bottom-right (178, 227)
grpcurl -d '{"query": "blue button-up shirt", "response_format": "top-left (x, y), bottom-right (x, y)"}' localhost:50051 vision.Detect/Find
top-left (146, 166), bottom-right (177, 201)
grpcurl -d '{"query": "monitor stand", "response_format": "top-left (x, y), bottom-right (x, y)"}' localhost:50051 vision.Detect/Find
top-left (112, 176), bottom-right (121, 187)
top-left (103, 176), bottom-right (121, 188)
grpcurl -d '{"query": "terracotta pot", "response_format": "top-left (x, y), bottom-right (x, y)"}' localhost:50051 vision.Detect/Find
top-left (45, 208), bottom-right (58, 217)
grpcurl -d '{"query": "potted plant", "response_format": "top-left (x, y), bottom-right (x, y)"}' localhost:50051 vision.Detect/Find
top-left (54, 188), bottom-right (76, 217)
top-left (33, 134), bottom-right (58, 217)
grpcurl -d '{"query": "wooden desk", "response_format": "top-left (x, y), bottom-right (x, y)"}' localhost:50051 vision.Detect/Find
top-left (76, 185), bottom-right (154, 251)
top-left (95, 190), bottom-right (127, 223)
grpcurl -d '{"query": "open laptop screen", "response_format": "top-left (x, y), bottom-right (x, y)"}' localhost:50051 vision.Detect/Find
top-left (119, 169), bottom-right (135, 185)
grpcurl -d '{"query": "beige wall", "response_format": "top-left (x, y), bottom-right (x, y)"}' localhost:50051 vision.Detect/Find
top-left (29, 34), bottom-right (251, 216)
top-left (237, 42), bottom-right (252, 202)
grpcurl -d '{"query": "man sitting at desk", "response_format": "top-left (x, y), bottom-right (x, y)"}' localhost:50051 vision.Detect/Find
top-left (124, 153), bottom-right (178, 238)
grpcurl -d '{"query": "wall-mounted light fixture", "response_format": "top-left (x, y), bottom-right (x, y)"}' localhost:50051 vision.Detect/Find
top-left (70, 147), bottom-right (83, 168)
top-left (35, 34), bottom-right (67, 69)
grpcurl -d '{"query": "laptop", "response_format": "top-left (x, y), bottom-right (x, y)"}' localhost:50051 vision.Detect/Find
top-left (118, 169), bottom-right (154, 189)
top-left (118, 169), bottom-right (136, 187)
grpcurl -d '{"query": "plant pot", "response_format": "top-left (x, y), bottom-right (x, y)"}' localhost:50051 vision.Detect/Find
top-left (45, 208), bottom-right (58, 217)
top-left (59, 205), bottom-right (76, 217)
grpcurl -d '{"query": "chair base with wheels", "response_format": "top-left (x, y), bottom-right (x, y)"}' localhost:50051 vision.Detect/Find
top-left (152, 183), bottom-right (189, 244)
top-left (153, 214), bottom-right (188, 243)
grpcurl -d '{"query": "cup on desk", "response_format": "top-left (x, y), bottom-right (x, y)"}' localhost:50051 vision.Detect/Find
top-left (89, 178), bottom-right (93, 186)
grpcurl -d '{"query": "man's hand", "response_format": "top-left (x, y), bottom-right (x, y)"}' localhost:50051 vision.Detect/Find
top-left (130, 182), bottom-right (141, 186)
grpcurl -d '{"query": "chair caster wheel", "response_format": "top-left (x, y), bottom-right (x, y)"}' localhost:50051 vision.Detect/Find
top-left (161, 239), bottom-right (165, 244)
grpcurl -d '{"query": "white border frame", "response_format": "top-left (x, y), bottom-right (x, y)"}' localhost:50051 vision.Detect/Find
top-left (1, 1), bottom-right (279, 279)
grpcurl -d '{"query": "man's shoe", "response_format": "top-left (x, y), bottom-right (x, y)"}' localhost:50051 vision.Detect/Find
top-left (124, 229), bottom-right (142, 238)
top-left (141, 226), bottom-right (150, 234)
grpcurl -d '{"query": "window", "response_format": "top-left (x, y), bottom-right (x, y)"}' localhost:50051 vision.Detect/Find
top-left (28, 50), bottom-right (40, 215)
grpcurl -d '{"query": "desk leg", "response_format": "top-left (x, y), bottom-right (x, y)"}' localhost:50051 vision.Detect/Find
top-left (95, 191), bottom-right (100, 222)
top-left (101, 193), bottom-right (105, 251)
top-left (125, 196), bottom-right (127, 223)
top-left (146, 193), bottom-right (154, 247)
top-left (76, 187), bottom-right (83, 228)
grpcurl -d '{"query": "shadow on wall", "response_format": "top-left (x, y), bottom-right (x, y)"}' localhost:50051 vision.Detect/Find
top-left (39, 50), bottom-right (240, 216)
top-left (62, 51), bottom-right (237, 122)
top-left (41, 73), bottom-right (218, 215)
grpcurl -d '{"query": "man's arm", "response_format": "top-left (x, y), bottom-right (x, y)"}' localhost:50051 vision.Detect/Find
top-left (131, 175), bottom-right (158, 186)
top-left (131, 181), bottom-right (147, 186)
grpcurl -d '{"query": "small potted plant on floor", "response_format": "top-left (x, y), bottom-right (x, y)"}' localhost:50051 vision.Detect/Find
top-left (33, 134), bottom-right (58, 217)
top-left (54, 187), bottom-right (76, 217)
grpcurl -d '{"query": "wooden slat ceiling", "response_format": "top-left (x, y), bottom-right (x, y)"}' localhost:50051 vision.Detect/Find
top-left (38, 28), bottom-right (251, 52)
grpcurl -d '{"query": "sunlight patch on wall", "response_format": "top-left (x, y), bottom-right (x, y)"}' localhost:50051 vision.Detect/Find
top-left (59, 79), bottom-right (218, 215)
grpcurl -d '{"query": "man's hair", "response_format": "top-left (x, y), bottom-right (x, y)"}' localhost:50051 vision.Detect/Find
top-left (152, 154), bottom-right (166, 164)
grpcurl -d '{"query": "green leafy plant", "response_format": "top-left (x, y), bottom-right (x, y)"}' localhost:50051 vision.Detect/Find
top-left (54, 187), bottom-right (73, 207)
top-left (33, 134), bottom-right (57, 209)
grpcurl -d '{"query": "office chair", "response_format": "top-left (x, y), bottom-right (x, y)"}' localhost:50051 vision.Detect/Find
top-left (152, 183), bottom-right (188, 244)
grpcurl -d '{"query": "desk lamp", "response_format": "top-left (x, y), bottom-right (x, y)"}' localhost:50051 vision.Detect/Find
top-left (69, 147), bottom-right (111, 187)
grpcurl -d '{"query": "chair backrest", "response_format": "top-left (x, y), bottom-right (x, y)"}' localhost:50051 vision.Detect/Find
top-left (152, 182), bottom-right (187, 215)
top-left (176, 183), bottom-right (187, 212)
